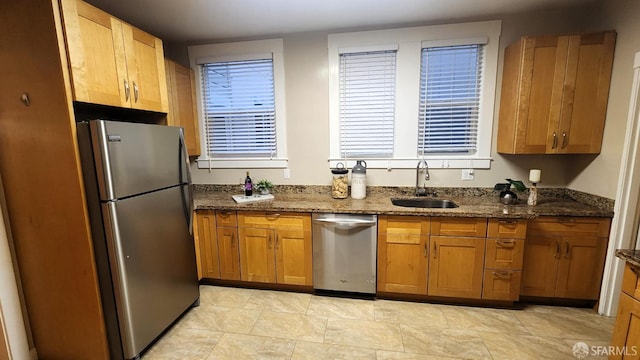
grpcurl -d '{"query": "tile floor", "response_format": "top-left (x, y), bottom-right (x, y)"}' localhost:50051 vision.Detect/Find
top-left (142, 285), bottom-right (615, 360)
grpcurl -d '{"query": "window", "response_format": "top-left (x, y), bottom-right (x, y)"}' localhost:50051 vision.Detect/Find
top-left (418, 44), bottom-right (483, 154)
top-left (201, 59), bottom-right (276, 157)
top-left (339, 49), bottom-right (397, 158)
top-left (328, 21), bottom-right (501, 169)
top-left (188, 39), bottom-right (287, 169)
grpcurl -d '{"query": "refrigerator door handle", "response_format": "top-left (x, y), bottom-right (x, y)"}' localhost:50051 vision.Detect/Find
top-left (178, 130), bottom-right (194, 235)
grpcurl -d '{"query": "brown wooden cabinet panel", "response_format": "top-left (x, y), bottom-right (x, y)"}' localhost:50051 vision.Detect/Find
top-left (554, 236), bottom-right (607, 299)
top-left (61, 0), bottom-right (168, 112)
top-left (497, 31), bottom-right (615, 154)
top-left (611, 293), bottom-right (640, 360)
top-left (238, 227), bottom-right (276, 283)
top-left (485, 238), bottom-right (524, 270)
top-left (237, 212), bottom-right (312, 285)
top-left (194, 210), bottom-right (220, 279)
top-left (377, 216), bottom-right (429, 294)
top-left (217, 226), bottom-right (240, 280)
top-left (522, 217), bottom-right (610, 300)
top-left (428, 236), bottom-right (484, 299)
top-left (487, 219), bottom-right (527, 239)
top-left (482, 270), bottom-right (522, 301)
top-left (275, 228), bottom-right (313, 286)
top-left (165, 59), bottom-right (201, 156)
top-left (431, 218), bottom-right (487, 237)
top-left (521, 235), bottom-right (560, 297)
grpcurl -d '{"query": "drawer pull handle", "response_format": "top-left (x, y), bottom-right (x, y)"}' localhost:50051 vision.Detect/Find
top-left (561, 131), bottom-right (568, 148)
top-left (433, 242), bottom-right (437, 259)
top-left (498, 220), bottom-right (518, 225)
top-left (564, 241), bottom-right (570, 258)
top-left (552, 132), bottom-right (558, 149)
top-left (275, 234), bottom-right (280, 249)
top-left (492, 271), bottom-right (512, 279)
top-left (496, 239), bottom-right (515, 247)
top-left (124, 79), bottom-right (130, 101)
top-left (554, 241), bottom-right (560, 259)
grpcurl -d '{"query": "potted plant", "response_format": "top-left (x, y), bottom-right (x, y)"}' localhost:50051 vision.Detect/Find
top-left (497, 178), bottom-right (527, 205)
top-left (256, 179), bottom-right (273, 195)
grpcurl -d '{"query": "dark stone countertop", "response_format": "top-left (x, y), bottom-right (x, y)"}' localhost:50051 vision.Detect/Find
top-left (193, 185), bottom-right (614, 219)
top-left (616, 249), bottom-right (640, 268)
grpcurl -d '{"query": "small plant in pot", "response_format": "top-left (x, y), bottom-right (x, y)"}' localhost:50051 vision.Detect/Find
top-left (256, 179), bottom-right (273, 195)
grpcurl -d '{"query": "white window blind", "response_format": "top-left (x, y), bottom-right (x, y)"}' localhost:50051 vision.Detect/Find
top-left (418, 44), bottom-right (483, 154)
top-left (339, 50), bottom-right (397, 158)
top-left (200, 58), bottom-right (276, 157)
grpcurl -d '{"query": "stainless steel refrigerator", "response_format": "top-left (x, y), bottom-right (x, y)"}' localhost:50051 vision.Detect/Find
top-left (77, 120), bottom-right (199, 360)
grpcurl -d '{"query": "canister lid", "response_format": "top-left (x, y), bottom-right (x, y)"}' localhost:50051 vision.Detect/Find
top-left (332, 162), bottom-right (348, 174)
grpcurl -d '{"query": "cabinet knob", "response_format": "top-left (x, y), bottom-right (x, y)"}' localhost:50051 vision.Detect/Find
top-left (20, 93), bottom-right (31, 106)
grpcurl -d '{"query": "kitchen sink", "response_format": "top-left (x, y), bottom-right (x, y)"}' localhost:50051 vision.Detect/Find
top-left (391, 198), bottom-right (458, 209)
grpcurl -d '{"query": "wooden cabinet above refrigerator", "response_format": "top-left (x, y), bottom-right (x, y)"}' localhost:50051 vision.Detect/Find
top-left (497, 31), bottom-right (615, 154)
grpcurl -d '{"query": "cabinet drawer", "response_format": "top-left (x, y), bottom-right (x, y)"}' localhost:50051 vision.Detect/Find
top-left (237, 211), bottom-right (311, 230)
top-left (527, 217), bottom-right (610, 237)
top-left (622, 263), bottom-right (640, 300)
top-left (431, 217), bottom-right (487, 237)
top-left (485, 239), bottom-right (524, 270)
top-left (216, 210), bottom-right (237, 227)
top-left (487, 219), bottom-right (527, 239)
top-left (482, 270), bottom-right (521, 301)
top-left (379, 215), bottom-right (429, 243)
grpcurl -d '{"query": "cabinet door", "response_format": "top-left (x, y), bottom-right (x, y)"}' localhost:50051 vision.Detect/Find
top-left (555, 236), bottom-right (608, 299)
top-left (557, 31), bottom-right (616, 154)
top-left (377, 216), bottom-right (429, 294)
top-left (165, 59), bottom-right (200, 156)
top-left (610, 293), bottom-right (640, 360)
top-left (195, 210), bottom-right (220, 279)
top-left (238, 227), bottom-right (276, 283)
top-left (521, 235), bottom-right (559, 297)
top-left (61, 0), bottom-right (128, 107)
top-left (428, 236), bottom-right (484, 299)
top-left (275, 228), bottom-right (312, 286)
top-left (217, 227), bottom-right (240, 280)
top-left (497, 35), bottom-right (568, 154)
top-left (122, 24), bottom-right (168, 112)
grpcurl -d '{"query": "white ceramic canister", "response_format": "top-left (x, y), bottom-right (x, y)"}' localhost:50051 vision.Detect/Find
top-left (350, 160), bottom-right (367, 199)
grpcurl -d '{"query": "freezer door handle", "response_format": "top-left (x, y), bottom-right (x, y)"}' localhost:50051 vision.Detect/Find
top-left (178, 130), bottom-right (194, 234)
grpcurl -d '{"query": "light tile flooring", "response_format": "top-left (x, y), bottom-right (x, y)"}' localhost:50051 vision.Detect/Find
top-left (142, 285), bottom-right (615, 360)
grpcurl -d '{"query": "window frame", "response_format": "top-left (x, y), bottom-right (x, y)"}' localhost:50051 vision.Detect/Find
top-left (328, 21), bottom-right (501, 169)
top-left (189, 39), bottom-right (288, 169)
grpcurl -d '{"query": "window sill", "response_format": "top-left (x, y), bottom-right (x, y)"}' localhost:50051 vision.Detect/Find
top-left (196, 158), bottom-right (289, 169)
top-left (328, 158), bottom-right (491, 170)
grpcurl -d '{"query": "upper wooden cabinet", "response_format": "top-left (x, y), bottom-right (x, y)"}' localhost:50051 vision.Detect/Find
top-left (497, 31), bottom-right (616, 154)
top-left (60, 0), bottom-right (169, 112)
top-left (165, 59), bottom-right (201, 157)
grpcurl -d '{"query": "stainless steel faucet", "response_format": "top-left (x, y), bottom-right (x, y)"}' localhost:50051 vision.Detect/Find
top-left (415, 160), bottom-right (431, 196)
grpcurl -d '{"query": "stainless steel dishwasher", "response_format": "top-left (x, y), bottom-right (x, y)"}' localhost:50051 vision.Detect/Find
top-left (312, 214), bottom-right (377, 294)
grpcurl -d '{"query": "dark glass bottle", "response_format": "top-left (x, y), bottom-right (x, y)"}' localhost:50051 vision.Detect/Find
top-left (244, 171), bottom-right (253, 196)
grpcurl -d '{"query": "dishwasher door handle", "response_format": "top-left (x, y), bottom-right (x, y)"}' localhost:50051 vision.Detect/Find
top-left (312, 218), bottom-right (376, 228)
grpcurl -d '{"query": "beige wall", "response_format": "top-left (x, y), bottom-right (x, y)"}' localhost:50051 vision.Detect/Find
top-left (190, 4), bottom-right (628, 197)
top-left (566, 0), bottom-right (640, 199)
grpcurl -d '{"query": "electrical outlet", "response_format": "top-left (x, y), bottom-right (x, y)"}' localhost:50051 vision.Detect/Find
top-left (462, 169), bottom-right (474, 181)
top-left (283, 168), bottom-right (291, 179)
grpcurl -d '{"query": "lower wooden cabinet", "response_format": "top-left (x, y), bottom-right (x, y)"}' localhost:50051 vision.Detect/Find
top-left (194, 210), bottom-right (220, 279)
top-left (428, 235), bottom-right (485, 299)
top-left (611, 263), bottom-right (640, 359)
top-left (194, 210), bottom-right (240, 280)
top-left (237, 212), bottom-right (312, 286)
top-left (377, 215), bottom-right (429, 294)
top-left (521, 217), bottom-right (610, 300)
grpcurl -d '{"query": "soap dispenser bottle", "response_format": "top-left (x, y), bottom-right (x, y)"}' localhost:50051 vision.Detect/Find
top-left (350, 160), bottom-right (367, 199)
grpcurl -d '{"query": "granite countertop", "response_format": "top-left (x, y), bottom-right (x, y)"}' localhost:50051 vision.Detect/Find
top-left (616, 249), bottom-right (640, 268)
top-left (193, 185), bottom-right (614, 219)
